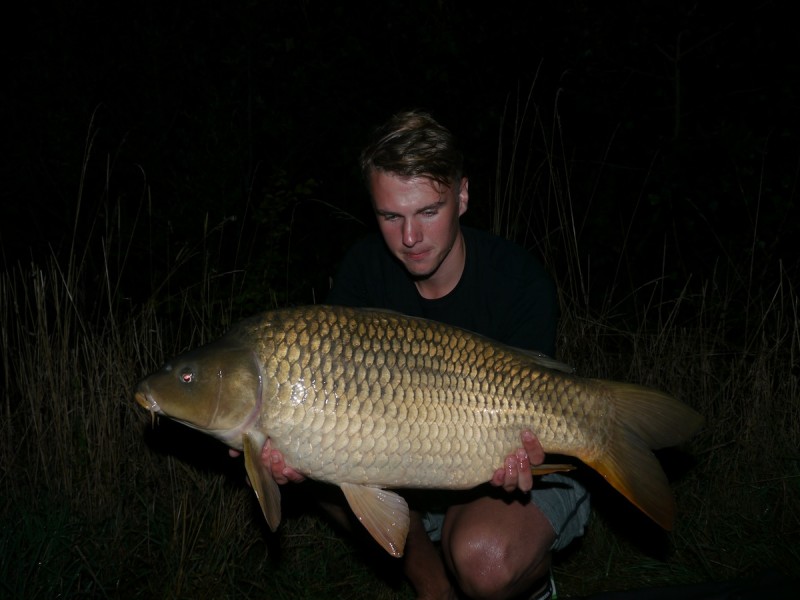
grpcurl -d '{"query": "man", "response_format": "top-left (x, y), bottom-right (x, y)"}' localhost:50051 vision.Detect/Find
top-left (261, 110), bottom-right (590, 600)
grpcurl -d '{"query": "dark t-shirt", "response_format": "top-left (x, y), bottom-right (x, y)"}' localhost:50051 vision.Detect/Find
top-left (326, 226), bottom-right (558, 356)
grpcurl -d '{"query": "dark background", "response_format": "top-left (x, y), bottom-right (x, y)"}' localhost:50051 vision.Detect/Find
top-left (3, 0), bottom-right (798, 311)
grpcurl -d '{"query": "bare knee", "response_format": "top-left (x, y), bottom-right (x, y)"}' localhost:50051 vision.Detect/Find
top-left (448, 533), bottom-right (522, 598)
top-left (442, 510), bottom-right (551, 599)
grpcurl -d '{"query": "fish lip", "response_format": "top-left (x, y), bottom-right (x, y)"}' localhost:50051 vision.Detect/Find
top-left (134, 384), bottom-right (162, 414)
top-left (134, 382), bottom-right (163, 430)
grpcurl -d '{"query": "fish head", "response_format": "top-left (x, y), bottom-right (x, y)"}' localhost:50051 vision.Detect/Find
top-left (134, 336), bottom-right (263, 448)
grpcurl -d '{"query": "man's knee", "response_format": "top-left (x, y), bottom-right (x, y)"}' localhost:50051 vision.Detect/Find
top-left (443, 520), bottom-right (550, 599)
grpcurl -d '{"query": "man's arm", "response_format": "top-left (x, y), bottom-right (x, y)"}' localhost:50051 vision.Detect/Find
top-left (325, 237), bottom-right (375, 307)
top-left (502, 265), bottom-right (558, 355)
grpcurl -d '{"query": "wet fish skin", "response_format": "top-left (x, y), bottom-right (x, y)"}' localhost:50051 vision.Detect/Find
top-left (135, 305), bottom-right (703, 556)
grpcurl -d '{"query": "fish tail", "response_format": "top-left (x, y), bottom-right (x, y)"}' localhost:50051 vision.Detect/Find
top-left (583, 381), bottom-right (704, 530)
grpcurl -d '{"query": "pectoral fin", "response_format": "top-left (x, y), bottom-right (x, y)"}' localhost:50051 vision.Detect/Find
top-left (243, 432), bottom-right (281, 531)
top-left (340, 483), bottom-right (410, 558)
top-left (531, 463), bottom-right (576, 476)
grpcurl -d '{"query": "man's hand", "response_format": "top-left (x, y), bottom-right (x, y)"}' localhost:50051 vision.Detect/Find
top-left (489, 430), bottom-right (544, 493)
top-left (261, 438), bottom-right (306, 484)
top-left (228, 438), bottom-right (306, 485)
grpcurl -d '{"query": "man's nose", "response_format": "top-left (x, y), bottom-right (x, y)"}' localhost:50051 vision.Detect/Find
top-left (402, 219), bottom-right (421, 247)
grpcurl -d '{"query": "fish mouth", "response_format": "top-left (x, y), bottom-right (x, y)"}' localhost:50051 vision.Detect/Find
top-left (135, 390), bottom-right (153, 410)
top-left (134, 384), bottom-right (163, 417)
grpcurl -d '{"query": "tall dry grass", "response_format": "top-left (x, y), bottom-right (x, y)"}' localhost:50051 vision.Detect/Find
top-left (2, 114), bottom-right (798, 598)
top-left (0, 148), bottom-right (406, 598)
top-left (0, 249), bottom-right (406, 600)
top-left (491, 90), bottom-right (800, 595)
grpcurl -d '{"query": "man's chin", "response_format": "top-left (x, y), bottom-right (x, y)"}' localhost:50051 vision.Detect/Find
top-left (402, 261), bottom-right (436, 279)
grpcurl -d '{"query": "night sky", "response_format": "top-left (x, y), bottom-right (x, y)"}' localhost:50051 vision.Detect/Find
top-left (3, 1), bottom-right (798, 309)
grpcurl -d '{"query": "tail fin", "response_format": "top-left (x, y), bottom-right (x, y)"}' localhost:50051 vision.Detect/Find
top-left (583, 381), bottom-right (704, 530)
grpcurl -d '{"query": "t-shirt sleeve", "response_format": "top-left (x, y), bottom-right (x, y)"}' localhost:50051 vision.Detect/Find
top-left (502, 268), bottom-right (558, 356)
top-left (475, 231), bottom-right (559, 355)
top-left (325, 241), bottom-right (372, 307)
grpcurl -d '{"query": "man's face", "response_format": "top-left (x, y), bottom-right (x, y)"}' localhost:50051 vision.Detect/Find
top-left (369, 170), bottom-right (468, 279)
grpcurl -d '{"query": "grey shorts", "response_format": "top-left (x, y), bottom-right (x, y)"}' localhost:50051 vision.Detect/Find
top-left (421, 473), bottom-right (591, 552)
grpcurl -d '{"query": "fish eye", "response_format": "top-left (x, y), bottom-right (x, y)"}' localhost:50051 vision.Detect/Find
top-left (180, 369), bottom-right (194, 384)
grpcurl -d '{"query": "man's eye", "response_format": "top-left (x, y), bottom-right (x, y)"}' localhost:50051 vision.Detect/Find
top-left (423, 210), bottom-right (438, 217)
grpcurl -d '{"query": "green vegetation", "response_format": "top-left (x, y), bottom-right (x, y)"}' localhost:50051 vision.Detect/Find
top-left (2, 118), bottom-right (798, 599)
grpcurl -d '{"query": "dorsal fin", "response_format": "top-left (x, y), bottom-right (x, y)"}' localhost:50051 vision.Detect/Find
top-left (360, 307), bottom-right (576, 374)
top-left (516, 349), bottom-right (576, 373)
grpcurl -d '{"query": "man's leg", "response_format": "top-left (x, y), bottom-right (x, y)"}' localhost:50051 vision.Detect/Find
top-left (402, 510), bottom-right (457, 600)
top-left (314, 490), bottom-right (456, 600)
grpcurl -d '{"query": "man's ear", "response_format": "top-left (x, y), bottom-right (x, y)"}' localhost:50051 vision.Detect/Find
top-left (458, 177), bottom-right (469, 216)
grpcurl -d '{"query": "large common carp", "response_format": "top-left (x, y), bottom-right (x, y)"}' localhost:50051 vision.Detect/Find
top-left (134, 305), bottom-right (703, 557)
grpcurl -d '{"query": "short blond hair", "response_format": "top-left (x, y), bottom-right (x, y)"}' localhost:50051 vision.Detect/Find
top-left (359, 110), bottom-right (464, 190)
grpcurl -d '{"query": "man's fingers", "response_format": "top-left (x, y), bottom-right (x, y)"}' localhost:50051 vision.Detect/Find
top-left (515, 448), bottom-right (533, 492)
top-left (486, 429), bottom-right (547, 491)
top-left (230, 441), bottom-right (304, 485)
top-left (503, 455), bottom-right (519, 492)
top-left (490, 468), bottom-right (505, 487)
top-left (521, 430), bottom-right (545, 465)
top-left (268, 450), bottom-right (288, 484)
